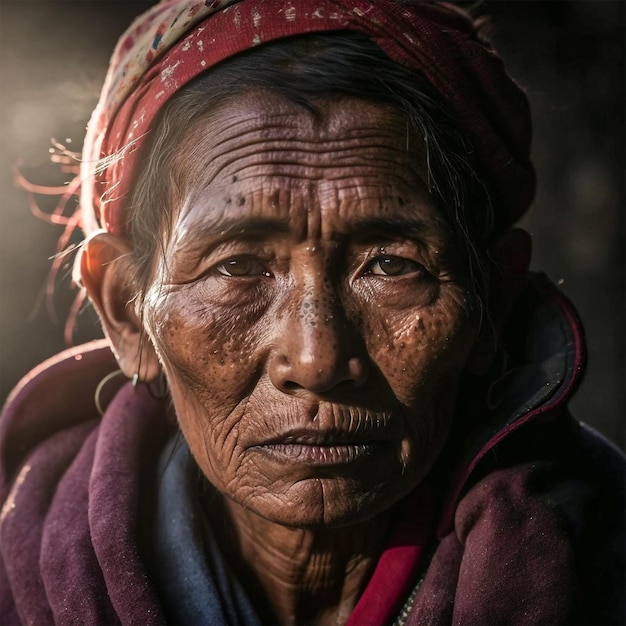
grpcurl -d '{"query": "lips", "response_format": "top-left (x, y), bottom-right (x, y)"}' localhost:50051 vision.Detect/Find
top-left (250, 428), bottom-right (390, 466)
top-left (264, 428), bottom-right (378, 445)
top-left (258, 442), bottom-right (378, 465)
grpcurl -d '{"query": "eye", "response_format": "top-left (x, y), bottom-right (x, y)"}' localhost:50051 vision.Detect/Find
top-left (365, 255), bottom-right (424, 277)
top-left (215, 256), bottom-right (271, 277)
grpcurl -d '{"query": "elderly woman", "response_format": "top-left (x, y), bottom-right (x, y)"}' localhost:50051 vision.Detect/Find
top-left (0, 1), bottom-right (624, 624)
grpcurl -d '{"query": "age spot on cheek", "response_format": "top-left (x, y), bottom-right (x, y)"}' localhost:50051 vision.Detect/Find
top-left (412, 316), bottom-right (426, 332)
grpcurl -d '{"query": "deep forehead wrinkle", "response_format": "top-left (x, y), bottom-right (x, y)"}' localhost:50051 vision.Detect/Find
top-left (179, 98), bottom-right (416, 188)
top-left (193, 134), bottom-right (415, 190)
top-left (201, 97), bottom-right (405, 143)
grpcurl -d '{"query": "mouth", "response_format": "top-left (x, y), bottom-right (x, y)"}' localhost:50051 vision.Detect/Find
top-left (251, 429), bottom-right (389, 466)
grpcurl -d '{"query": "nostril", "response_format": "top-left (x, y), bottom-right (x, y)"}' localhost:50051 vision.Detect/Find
top-left (272, 358), bottom-right (369, 395)
top-left (268, 323), bottom-right (369, 394)
top-left (335, 379), bottom-right (359, 391)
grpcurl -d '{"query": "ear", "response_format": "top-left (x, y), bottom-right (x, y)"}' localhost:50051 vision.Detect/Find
top-left (78, 231), bottom-right (161, 383)
top-left (467, 227), bottom-right (532, 375)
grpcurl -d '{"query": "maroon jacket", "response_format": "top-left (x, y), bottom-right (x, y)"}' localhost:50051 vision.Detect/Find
top-left (1, 274), bottom-right (624, 625)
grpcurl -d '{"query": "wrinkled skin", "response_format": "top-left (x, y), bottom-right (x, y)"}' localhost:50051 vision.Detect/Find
top-left (140, 92), bottom-right (482, 530)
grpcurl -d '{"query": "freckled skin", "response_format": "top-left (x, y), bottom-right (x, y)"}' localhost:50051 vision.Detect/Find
top-left (142, 92), bottom-right (480, 531)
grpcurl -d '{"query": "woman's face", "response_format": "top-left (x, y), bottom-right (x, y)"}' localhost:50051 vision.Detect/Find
top-left (142, 91), bottom-right (480, 528)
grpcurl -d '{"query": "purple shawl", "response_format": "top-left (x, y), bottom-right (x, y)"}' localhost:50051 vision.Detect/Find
top-left (2, 277), bottom-right (624, 624)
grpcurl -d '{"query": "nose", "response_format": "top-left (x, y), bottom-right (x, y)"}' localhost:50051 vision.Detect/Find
top-left (268, 293), bottom-right (369, 395)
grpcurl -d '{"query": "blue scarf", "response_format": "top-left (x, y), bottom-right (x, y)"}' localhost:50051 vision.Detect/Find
top-left (152, 437), bottom-right (262, 625)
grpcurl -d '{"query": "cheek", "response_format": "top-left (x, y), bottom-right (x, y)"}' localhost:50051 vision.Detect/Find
top-left (146, 290), bottom-right (262, 402)
top-left (142, 290), bottom-right (269, 483)
top-left (364, 301), bottom-right (478, 409)
top-left (344, 287), bottom-right (478, 483)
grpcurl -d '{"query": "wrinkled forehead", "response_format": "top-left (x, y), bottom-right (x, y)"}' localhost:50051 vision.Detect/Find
top-left (167, 92), bottom-right (447, 249)
top-left (174, 91), bottom-right (429, 202)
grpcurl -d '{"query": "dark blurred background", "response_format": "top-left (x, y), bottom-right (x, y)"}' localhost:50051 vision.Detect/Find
top-left (0, 1), bottom-right (624, 448)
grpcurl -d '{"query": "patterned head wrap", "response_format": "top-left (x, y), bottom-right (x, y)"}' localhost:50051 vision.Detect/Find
top-left (80, 0), bottom-right (535, 237)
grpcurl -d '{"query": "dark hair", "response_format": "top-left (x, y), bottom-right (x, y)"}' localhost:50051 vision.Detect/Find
top-left (128, 31), bottom-right (493, 311)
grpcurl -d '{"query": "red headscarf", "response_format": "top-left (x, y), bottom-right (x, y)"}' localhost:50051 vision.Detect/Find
top-left (80, 0), bottom-right (535, 237)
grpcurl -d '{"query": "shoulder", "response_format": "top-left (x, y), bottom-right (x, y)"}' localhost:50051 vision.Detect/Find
top-left (454, 420), bottom-right (624, 625)
top-left (0, 343), bottom-right (170, 624)
top-left (410, 417), bottom-right (624, 626)
top-left (0, 340), bottom-right (116, 495)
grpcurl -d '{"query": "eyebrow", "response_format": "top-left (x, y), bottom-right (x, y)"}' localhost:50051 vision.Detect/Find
top-left (339, 216), bottom-right (434, 241)
top-left (175, 213), bottom-right (440, 254)
top-left (176, 216), bottom-right (291, 252)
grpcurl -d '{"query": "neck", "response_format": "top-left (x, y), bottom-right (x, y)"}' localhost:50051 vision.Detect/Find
top-left (208, 497), bottom-right (392, 626)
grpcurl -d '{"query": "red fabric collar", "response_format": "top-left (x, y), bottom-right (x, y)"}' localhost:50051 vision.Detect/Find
top-left (347, 481), bottom-right (432, 626)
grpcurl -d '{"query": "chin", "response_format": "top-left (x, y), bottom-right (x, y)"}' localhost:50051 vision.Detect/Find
top-left (234, 473), bottom-right (419, 530)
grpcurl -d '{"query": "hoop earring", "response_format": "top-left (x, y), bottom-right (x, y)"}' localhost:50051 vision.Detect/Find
top-left (94, 369), bottom-right (125, 416)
